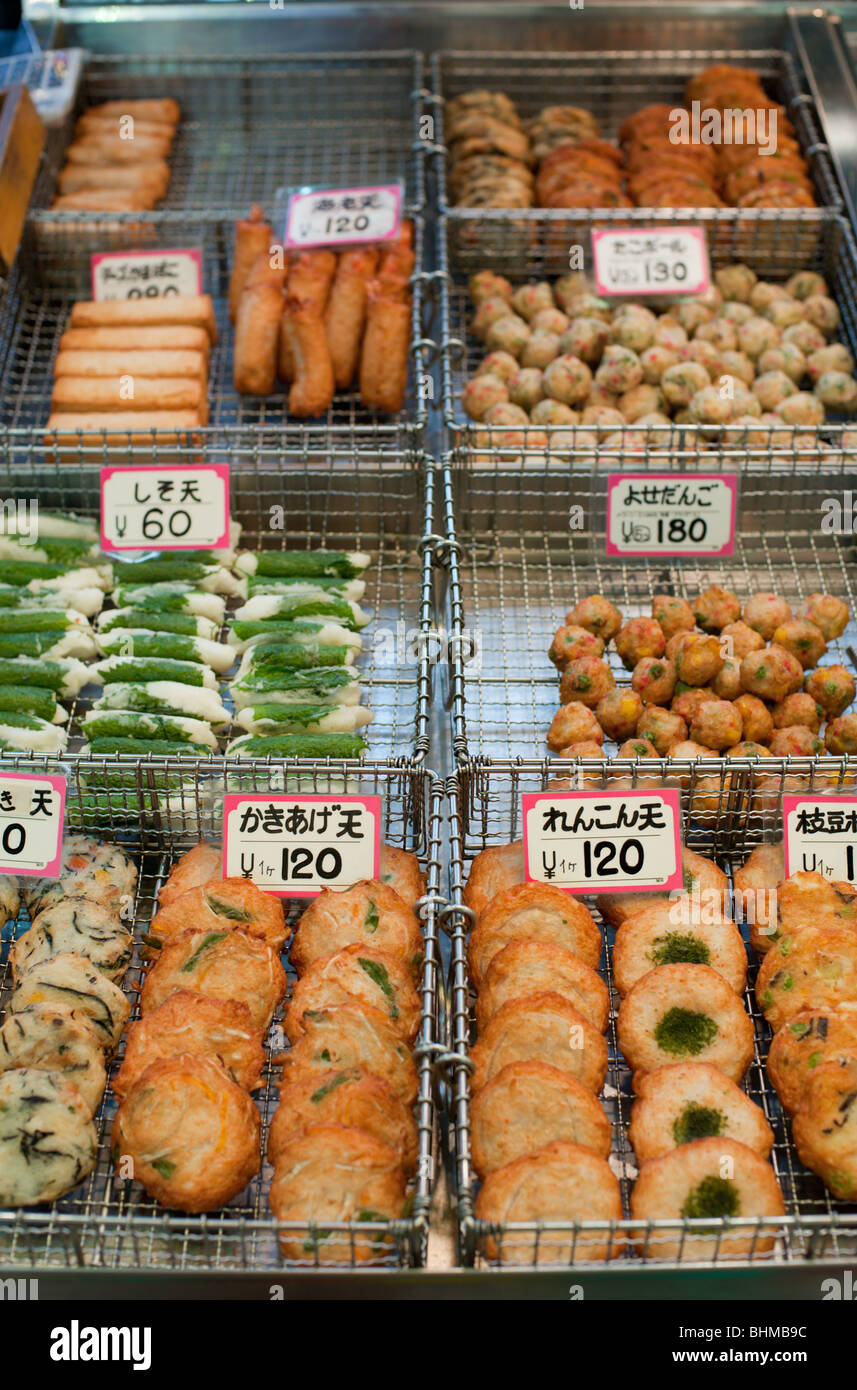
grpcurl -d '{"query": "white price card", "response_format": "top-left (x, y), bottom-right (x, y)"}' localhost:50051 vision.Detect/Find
top-left (522, 789), bottom-right (683, 895)
top-left (283, 184), bottom-right (402, 250)
top-left (222, 794), bottom-right (381, 898)
top-left (91, 249), bottom-right (203, 302)
top-left (100, 464), bottom-right (230, 552)
top-left (606, 473), bottom-right (737, 559)
top-left (592, 226), bottom-right (710, 297)
top-left (0, 771), bottom-right (66, 877)
top-left (783, 795), bottom-right (857, 882)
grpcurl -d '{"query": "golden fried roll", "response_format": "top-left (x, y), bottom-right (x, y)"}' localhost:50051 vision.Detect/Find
top-left (793, 1058), bottom-right (857, 1199)
top-left (325, 246), bottom-right (379, 388)
top-left (51, 376), bottom-right (205, 415)
top-left (57, 160), bottom-right (171, 197)
top-left (74, 113), bottom-right (176, 143)
top-left (277, 1004), bottom-right (417, 1105)
top-left (158, 840), bottom-right (223, 908)
top-left (596, 849), bottom-right (728, 929)
top-left (70, 295), bottom-right (217, 344)
top-left (756, 927), bottom-right (857, 1032)
top-left (470, 992), bottom-right (607, 1094)
top-left (475, 1141), bottom-right (623, 1263)
top-left (113, 991), bottom-right (265, 1099)
top-left (359, 285), bottom-right (410, 414)
top-left (0, 1002), bottom-right (106, 1116)
top-left (59, 325), bottom-right (210, 359)
top-left (85, 98), bottom-right (181, 124)
top-left (470, 1061), bottom-right (611, 1176)
top-left (468, 882), bottom-right (602, 986)
top-left (9, 953), bottom-right (130, 1052)
top-left (146, 876), bottom-right (288, 954)
top-left (228, 205), bottom-right (273, 322)
top-left (617, 963), bottom-right (754, 1084)
top-left (64, 134), bottom-right (173, 164)
top-left (112, 1054), bottom-right (261, 1212)
top-left (463, 840), bottom-right (526, 916)
top-left (140, 926), bottom-right (286, 1031)
top-left (233, 252), bottom-right (286, 396)
top-left (277, 302), bottom-right (296, 384)
top-left (612, 902), bottom-right (747, 997)
top-left (285, 945), bottom-right (420, 1044)
top-left (283, 294), bottom-right (336, 417)
top-left (767, 1005), bottom-right (857, 1112)
top-left (267, 1066), bottom-right (418, 1171)
top-left (631, 1138), bottom-right (784, 1260)
top-left (269, 1124), bottom-right (406, 1263)
top-left (53, 188), bottom-right (159, 213)
top-left (733, 840), bottom-right (784, 946)
top-left (476, 940), bottom-right (609, 1032)
top-left (291, 880), bottom-right (423, 978)
top-left (378, 844), bottom-right (426, 914)
top-left (290, 248), bottom-right (337, 309)
top-left (54, 350), bottom-right (207, 384)
top-left (629, 1062), bottom-right (773, 1163)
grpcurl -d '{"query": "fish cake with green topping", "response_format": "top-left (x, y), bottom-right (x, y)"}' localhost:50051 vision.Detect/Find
top-left (629, 1061), bottom-right (773, 1162)
top-left (291, 881), bottom-right (424, 979)
top-left (617, 963), bottom-right (754, 1084)
top-left (767, 1005), bottom-right (857, 1112)
top-left (140, 926), bottom-right (286, 1032)
top-left (267, 1067), bottom-right (418, 1172)
top-left (0, 1068), bottom-right (98, 1205)
top-left (284, 944), bottom-right (420, 1045)
top-left (146, 876), bottom-right (288, 955)
top-left (613, 902), bottom-right (747, 997)
top-left (277, 1004), bottom-right (418, 1106)
top-left (756, 926), bottom-right (857, 1032)
top-left (793, 1057), bottom-right (857, 1199)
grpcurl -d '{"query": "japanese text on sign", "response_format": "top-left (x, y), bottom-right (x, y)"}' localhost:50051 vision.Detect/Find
top-left (0, 772), bottom-right (66, 876)
top-left (222, 794), bottom-right (381, 897)
top-left (606, 473), bottom-right (737, 558)
top-left (284, 184), bottom-right (402, 250)
top-left (592, 226), bottom-right (710, 297)
top-left (91, 249), bottom-right (203, 302)
top-left (522, 789), bottom-right (683, 894)
top-left (100, 465), bottom-right (230, 552)
top-left (784, 795), bottom-right (857, 882)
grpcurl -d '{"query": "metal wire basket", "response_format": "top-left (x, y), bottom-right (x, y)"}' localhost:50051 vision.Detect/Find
top-left (0, 755), bottom-right (443, 1272)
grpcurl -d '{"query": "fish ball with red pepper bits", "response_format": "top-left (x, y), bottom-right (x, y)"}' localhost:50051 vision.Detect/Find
top-left (743, 592), bottom-right (793, 640)
top-left (475, 351), bottom-right (520, 384)
top-left (718, 349), bottom-right (756, 385)
top-left (803, 294), bottom-right (840, 335)
top-left (548, 624), bottom-right (605, 671)
top-left (653, 318), bottom-right (688, 351)
top-left (805, 665), bottom-right (856, 719)
top-left (559, 657), bottom-right (616, 710)
top-left (690, 699), bottom-right (743, 751)
top-left (671, 685), bottom-right (718, 724)
top-left (715, 264), bottom-right (757, 302)
top-left (637, 706), bottom-right (687, 754)
top-left (661, 361), bottom-right (711, 408)
top-left (546, 702), bottom-right (603, 751)
top-left (768, 726), bottom-right (825, 758)
top-left (652, 594), bottom-right (696, 641)
top-left (765, 298), bottom-right (805, 332)
top-left (772, 619), bottom-right (827, 670)
top-left (462, 374), bottom-right (509, 420)
top-left (632, 657), bottom-right (677, 707)
top-left (508, 369), bottom-right (546, 412)
top-left (692, 586), bottom-right (742, 634)
top-left (511, 283), bottom-right (555, 322)
top-left (485, 314), bottom-right (531, 357)
top-left (615, 617), bottom-right (666, 670)
top-left (473, 296), bottom-right (515, 339)
top-left (639, 346), bottom-right (680, 384)
top-left (675, 633), bottom-right (725, 687)
top-left (484, 402), bottom-right (529, 429)
top-left (758, 343), bottom-right (807, 383)
top-left (695, 318), bottom-right (738, 353)
top-left (720, 302), bottom-right (755, 327)
top-left (772, 692), bottom-right (824, 732)
top-left (782, 320), bottom-right (826, 355)
top-left (814, 371), bottom-right (857, 412)
top-left (619, 384), bottom-right (665, 422)
top-left (675, 301), bottom-right (714, 335)
top-left (668, 739), bottom-right (717, 761)
top-left (711, 658), bottom-right (743, 701)
top-left (469, 271), bottom-right (513, 305)
top-left (720, 621), bottom-right (765, 661)
top-left (568, 595), bottom-right (622, 643)
top-left (687, 386), bottom-right (732, 427)
top-left (786, 270), bottom-right (827, 301)
top-left (521, 334), bottom-right (562, 370)
top-left (560, 290), bottom-right (611, 323)
top-left (582, 406), bottom-right (625, 436)
top-left (749, 282), bottom-right (788, 312)
top-left (543, 354), bottom-right (592, 405)
top-left (806, 344), bottom-right (854, 383)
top-left (596, 689), bottom-right (645, 742)
top-left (531, 308), bottom-right (570, 337)
top-left (530, 399), bottom-right (578, 428)
top-left (752, 370), bottom-right (797, 412)
top-left (729, 386), bottom-right (762, 419)
top-left (595, 345), bottom-right (644, 394)
top-left (797, 594), bottom-right (849, 641)
top-left (825, 713), bottom-right (857, 755)
top-left (737, 316), bottom-right (780, 360)
top-left (610, 306), bottom-right (658, 353)
top-left (557, 741), bottom-right (607, 761)
top-left (740, 644), bottom-right (804, 702)
top-left (728, 741), bottom-right (773, 762)
top-left (733, 693), bottom-right (774, 745)
top-left (586, 383), bottom-right (620, 411)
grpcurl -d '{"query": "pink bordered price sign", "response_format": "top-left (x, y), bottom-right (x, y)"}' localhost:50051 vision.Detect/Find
top-left (783, 794), bottom-right (857, 882)
top-left (522, 788), bottom-right (683, 895)
top-left (222, 793), bottom-right (381, 898)
top-left (606, 473), bottom-right (737, 559)
top-left (100, 464), bottom-right (230, 552)
top-left (283, 183), bottom-right (402, 250)
top-left (91, 248), bottom-right (203, 301)
top-left (592, 225), bottom-right (710, 298)
top-left (0, 770), bottom-right (66, 877)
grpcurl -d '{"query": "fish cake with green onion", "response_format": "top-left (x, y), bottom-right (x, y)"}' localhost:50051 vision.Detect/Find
top-left (629, 1061), bottom-right (773, 1163)
top-left (284, 945), bottom-right (420, 1045)
top-left (267, 1067), bottom-right (418, 1172)
top-left (140, 926), bottom-right (286, 1031)
top-left (756, 926), bottom-right (857, 1032)
top-left (277, 1004), bottom-right (418, 1106)
top-left (113, 991), bottom-right (266, 1099)
top-left (793, 1057), bottom-right (857, 1199)
top-left (146, 876), bottom-right (288, 955)
top-left (291, 880), bottom-right (423, 979)
top-left (766, 1005), bottom-right (857, 1112)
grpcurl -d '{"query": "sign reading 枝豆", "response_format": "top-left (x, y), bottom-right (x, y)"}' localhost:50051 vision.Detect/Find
top-left (606, 474), bottom-right (737, 558)
top-left (783, 795), bottom-right (857, 882)
top-left (222, 794), bottom-right (381, 897)
top-left (100, 464), bottom-right (230, 552)
top-left (0, 772), bottom-right (66, 876)
top-left (522, 789), bottom-right (683, 894)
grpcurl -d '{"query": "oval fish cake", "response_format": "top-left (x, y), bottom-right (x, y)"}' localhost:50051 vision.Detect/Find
top-left (475, 939), bottom-right (609, 1032)
top-left (267, 1067), bottom-right (418, 1172)
top-left (290, 880), bottom-right (424, 979)
top-left (629, 1061), bottom-right (774, 1162)
top-left (733, 840), bottom-right (784, 946)
top-left (9, 952), bottom-right (131, 1050)
top-left (10, 898), bottom-right (132, 982)
top-left (276, 1004), bottom-right (417, 1106)
top-left (146, 876), bottom-right (288, 954)
top-left (462, 840), bottom-right (525, 916)
top-left (0, 1068), bottom-right (98, 1204)
top-left (284, 945), bottom-right (420, 1045)
top-left (767, 1004), bottom-right (857, 1113)
top-left (756, 926), bottom-right (857, 1032)
top-left (470, 992), bottom-right (608, 1094)
top-left (793, 1058), bottom-right (857, 1199)
top-left (468, 881), bottom-right (603, 987)
top-left (139, 926), bottom-right (286, 1032)
top-left (613, 902), bottom-right (747, 997)
top-left (470, 1061), bottom-right (612, 1176)
top-left (23, 834), bottom-right (137, 918)
top-left (597, 848), bottom-right (728, 928)
top-left (112, 990), bottom-right (266, 1099)
top-left (158, 840), bottom-right (223, 908)
top-left (617, 963), bottom-right (754, 1083)
top-left (0, 1002), bottom-right (106, 1115)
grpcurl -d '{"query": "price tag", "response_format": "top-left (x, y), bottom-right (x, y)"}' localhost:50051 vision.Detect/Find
top-left (0, 771), bottom-right (66, 877)
top-left (283, 184), bottom-right (402, 250)
top-left (783, 795), bottom-right (857, 882)
top-left (606, 473), bottom-right (737, 558)
top-left (100, 464), bottom-right (230, 552)
top-left (91, 249), bottom-right (203, 302)
top-left (592, 226), bottom-right (710, 297)
top-left (222, 793), bottom-right (381, 898)
top-left (522, 789), bottom-right (683, 895)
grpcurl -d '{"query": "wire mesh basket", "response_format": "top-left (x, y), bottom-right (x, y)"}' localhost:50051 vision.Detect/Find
top-left (0, 755), bottom-right (443, 1272)
top-left (444, 763), bottom-right (857, 1270)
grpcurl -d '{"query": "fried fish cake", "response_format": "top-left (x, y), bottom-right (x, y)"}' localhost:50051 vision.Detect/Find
top-left (284, 944), bottom-right (420, 1044)
top-left (0, 1068), bottom-right (97, 1205)
top-left (9, 952), bottom-right (131, 1051)
top-left (24, 834), bottom-right (137, 918)
top-left (468, 882), bottom-right (602, 987)
top-left (617, 963), bottom-right (754, 1084)
top-left (291, 880), bottom-right (423, 978)
top-left (756, 927), bottom-right (857, 1032)
top-left (767, 1005), bottom-right (857, 1112)
top-left (268, 1067), bottom-right (418, 1172)
top-left (476, 939), bottom-right (609, 1033)
top-left (734, 840), bottom-right (784, 944)
top-left (462, 840), bottom-right (525, 916)
top-left (793, 1058), bottom-right (857, 1199)
top-left (0, 1002), bottom-right (106, 1115)
top-left (596, 848), bottom-right (728, 929)
top-left (269, 1124), bottom-right (406, 1263)
top-left (475, 1140), bottom-right (624, 1263)
top-left (631, 1137), bottom-right (784, 1259)
top-left (775, 871), bottom-right (857, 939)
top-left (139, 926), bottom-right (286, 1031)
top-left (613, 902), bottom-right (747, 997)
top-left (112, 1053), bottom-right (261, 1212)
top-left (159, 840), bottom-right (223, 907)
top-left (9, 899), bottom-right (132, 983)
top-left (376, 845), bottom-right (426, 913)
top-left (470, 1061), bottom-right (611, 1176)
top-left (629, 1062), bottom-right (773, 1163)
top-left (146, 876), bottom-right (288, 954)
top-left (113, 990), bottom-right (265, 1099)
top-left (277, 1004), bottom-right (418, 1106)
top-left (470, 992), bottom-right (608, 1094)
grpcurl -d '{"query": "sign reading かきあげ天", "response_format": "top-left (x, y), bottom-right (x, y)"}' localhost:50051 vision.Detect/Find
top-left (222, 794), bottom-right (381, 897)
top-left (522, 789), bottom-right (683, 895)
top-left (0, 772), bottom-right (66, 876)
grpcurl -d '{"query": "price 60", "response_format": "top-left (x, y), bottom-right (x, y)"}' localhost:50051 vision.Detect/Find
top-left (281, 845), bottom-right (344, 881)
top-left (140, 507), bottom-right (193, 541)
top-left (582, 837), bottom-right (644, 877)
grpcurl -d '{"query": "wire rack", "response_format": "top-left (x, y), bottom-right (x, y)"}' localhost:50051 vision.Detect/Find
top-left (444, 764), bottom-right (857, 1270)
top-left (0, 755), bottom-right (443, 1272)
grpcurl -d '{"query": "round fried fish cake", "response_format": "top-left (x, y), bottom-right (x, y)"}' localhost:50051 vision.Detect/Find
top-left (734, 840), bottom-right (783, 945)
top-left (470, 1061), bottom-right (611, 1176)
top-left (140, 926), bottom-right (286, 1031)
top-left (629, 1062), bottom-right (773, 1163)
top-left (377, 845), bottom-right (426, 913)
top-left (9, 952), bottom-right (131, 1051)
top-left (630, 1137), bottom-right (784, 1259)
top-left (268, 1067), bottom-right (418, 1172)
top-left (113, 990), bottom-right (266, 1099)
top-left (613, 903), bottom-right (747, 997)
top-left (0, 1002), bottom-right (106, 1115)
top-left (147, 876), bottom-right (287, 954)
top-left (0, 1068), bottom-right (97, 1205)
top-left (468, 881), bottom-right (602, 987)
top-left (775, 871), bottom-right (857, 940)
top-left (596, 848), bottom-right (728, 928)
top-left (476, 939), bottom-right (609, 1032)
top-left (24, 834), bottom-right (137, 918)
top-left (112, 1053), bottom-right (261, 1212)
top-left (9, 898), bottom-right (132, 983)
top-left (793, 1058), bottom-right (857, 1199)
top-left (475, 1140), bottom-right (624, 1263)
top-left (269, 1124), bottom-right (406, 1264)
top-left (462, 840), bottom-right (525, 916)
top-left (159, 840), bottom-right (222, 907)
top-left (756, 927), bottom-right (857, 1032)
top-left (470, 992), bottom-right (608, 1094)
top-left (277, 1004), bottom-right (418, 1106)
top-left (767, 1005), bottom-right (857, 1113)
top-left (284, 944), bottom-right (420, 1045)
top-left (291, 880), bottom-right (423, 978)
top-left (617, 963), bottom-right (754, 1083)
